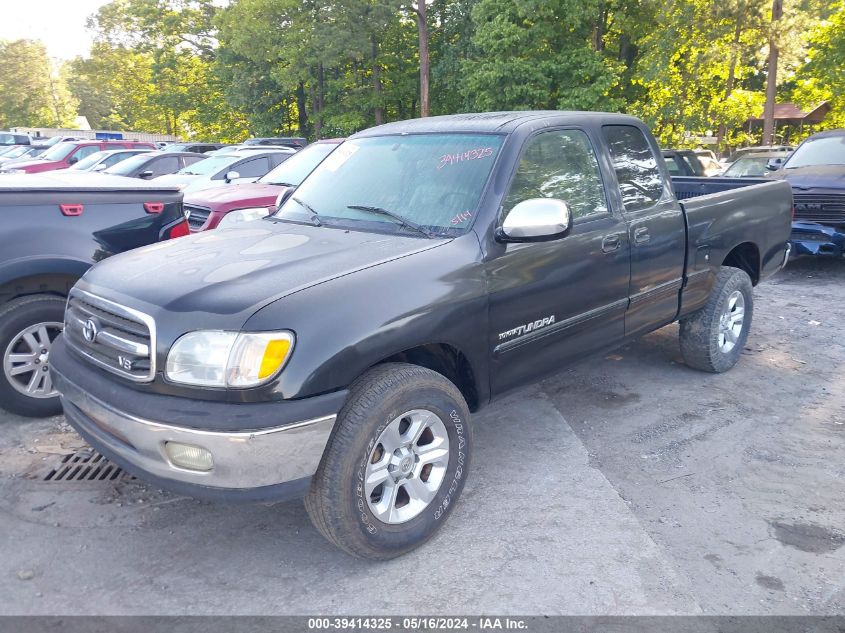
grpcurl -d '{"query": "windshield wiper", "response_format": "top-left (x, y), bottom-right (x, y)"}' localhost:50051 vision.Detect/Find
top-left (346, 205), bottom-right (435, 238)
top-left (291, 196), bottom-right (322, 226)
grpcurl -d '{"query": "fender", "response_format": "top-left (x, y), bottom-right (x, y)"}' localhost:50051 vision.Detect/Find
top-left (0, 256), bottom-right (90, 290)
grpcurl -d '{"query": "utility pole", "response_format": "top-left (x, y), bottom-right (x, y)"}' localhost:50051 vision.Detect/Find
top-left (762, 0), bottom-right (783, 145)
top-left (414, 1), bottom-right (430, 118)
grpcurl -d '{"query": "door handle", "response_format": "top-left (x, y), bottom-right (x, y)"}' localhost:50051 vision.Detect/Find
top-left (601, 234), bottom-right (621, 253)
top-left (634, 226), bottom-right (650, 244)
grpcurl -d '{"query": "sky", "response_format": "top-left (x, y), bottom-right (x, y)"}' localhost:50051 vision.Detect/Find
top-left (0, 0), bottom-right (110, 60)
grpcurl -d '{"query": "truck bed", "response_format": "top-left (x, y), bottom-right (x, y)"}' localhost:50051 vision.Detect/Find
top-left (0, 172), bottom-right (187, 295)
top-left (677, 179), bottom-right (793, 315)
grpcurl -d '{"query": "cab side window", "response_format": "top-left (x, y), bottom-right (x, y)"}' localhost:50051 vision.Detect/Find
top-left (72, 146), bottom-right (101, 162)
top-left (502, 129), bottom-right (608, 222)
top-left (602, 125), bottom-right (665, 211)
top-left (235, 157), bottom-right (269, 178)
top-left (150, 156), bottom-right (180, 177)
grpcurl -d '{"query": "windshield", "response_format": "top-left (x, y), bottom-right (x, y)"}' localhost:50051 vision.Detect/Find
top-left (275, 134), bottom-right (503, 235)
top-left (258, 143), bottom-right (337, 185)
top-left (723, 157), bottom-right (770, 177)
top-left (0, 145), bottom-right (25, 157)
top-left (41, 142), bottom-right (77, 161)
top-left (70, 150), bottom-right (109, 171)
top-left (104, 153), bottom-right (150, 175)
top-left (178, 154), bottom-right (237, 176)
top-left (784, 136), bottom-right (845, 169)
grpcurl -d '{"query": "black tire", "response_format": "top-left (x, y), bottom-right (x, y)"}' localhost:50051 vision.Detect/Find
top-left (679, 266), bottom-right (753, 373)
top-left (305, 363), bottom-right (472, 560)
top-left (0, 294), bottom-right (66, 418)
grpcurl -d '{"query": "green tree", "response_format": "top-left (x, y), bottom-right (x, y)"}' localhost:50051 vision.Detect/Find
top-left (0, 39), bottom-right (77, 128)
top-left (790, 2), bottom-right (845, 130)
top-left (460, 0), bottom-right (623, 112)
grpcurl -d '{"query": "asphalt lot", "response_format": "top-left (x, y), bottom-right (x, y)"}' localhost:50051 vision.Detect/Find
top-left (0, 257), bottom-right (843, 615)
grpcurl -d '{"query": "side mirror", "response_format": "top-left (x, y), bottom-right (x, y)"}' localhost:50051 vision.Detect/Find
top-left (496, 198), bottom-right (572, 243)
top-left (766, 157), bottom-right (785, 171)
top-left (225, 170), bottom-right (240, 183)
top-left (92, 163), bottom-right (107, 172)
top-left (67, 155), bottom-right (79, 165)
top-left (138, 170), bottom-right (154, 179)
top-left (275, 187), bottom-right (294, 210)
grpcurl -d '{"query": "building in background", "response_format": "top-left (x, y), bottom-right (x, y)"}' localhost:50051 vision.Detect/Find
top-left (10, 125), bottom-right (179, 144)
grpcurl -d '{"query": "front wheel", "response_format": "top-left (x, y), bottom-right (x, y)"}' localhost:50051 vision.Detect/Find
top-left (305, 363), bottom-right (472, 560)
top-left (679, 266), bottom-right (753, 373)
top-left (0, 294), bottom-right (66, 417)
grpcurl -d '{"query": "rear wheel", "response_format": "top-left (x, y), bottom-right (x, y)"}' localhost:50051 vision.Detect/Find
top-left (0, 295), bottom-right (66, 417)
top-left (679, 266), bottom-right (753, 373)
top-left (305, 363), bottom-right (472, 560)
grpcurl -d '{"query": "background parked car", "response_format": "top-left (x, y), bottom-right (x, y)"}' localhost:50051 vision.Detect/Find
top-left (768, 128), bottom-right (845, 258)
top-left (102, 151), bottom-right (206, 179)
top-left (162, 142), bottom-right (229, 154)
top-left (0, 140), bottom-right (155, 174)
top-left (152, 149), bottom-right (295, 193)
top-left (663, 149), bottom-right (708, 176)
top-left (242, 137), bottom-right (308, 149)
top-left (183, 138), bottom-right (342, 231)
top-left (65, 148), bottom-right (154, 173)
top-left (0, 145), bottom-right (39, 165)
top-left (724, 145), bottom-right (795, 169)
top-left (721, 151), bottom-right (791, 178)
top-left (692, 151), bottom-right (724, 176)
top-left (0, 132), bottom-right (31, 146)
top-left (33, 136), bottom-right (87, 148)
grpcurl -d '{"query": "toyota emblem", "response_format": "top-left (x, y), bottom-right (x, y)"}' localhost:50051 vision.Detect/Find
top-left (82, 318), bottom-right (99, 343)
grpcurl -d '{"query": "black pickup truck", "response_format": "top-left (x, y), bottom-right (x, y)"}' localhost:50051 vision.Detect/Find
top-left (50, 112), bottom-right (792, 559)
top-left (0, 173), bottom-right (188, 417)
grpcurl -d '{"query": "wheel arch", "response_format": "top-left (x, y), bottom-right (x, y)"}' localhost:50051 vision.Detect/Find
top-left (375, 343), bottom-right (481, 412)
top-left (0, 259), bottom-right (88, 304)
top-left (721, 242), bottom-right (760, 285)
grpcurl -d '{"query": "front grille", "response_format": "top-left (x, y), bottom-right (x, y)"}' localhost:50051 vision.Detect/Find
top-left (184, 204), bottom-right (211, 231)
top-left (64, 289), bottom-right (156, 382)
top-left (792, 192), bottom-right (845, 225)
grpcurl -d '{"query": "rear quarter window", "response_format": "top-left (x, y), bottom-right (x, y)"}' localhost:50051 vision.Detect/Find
top-left (602, 125), bottom-right (665, 211)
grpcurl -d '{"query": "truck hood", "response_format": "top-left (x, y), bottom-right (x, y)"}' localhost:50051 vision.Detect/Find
top-left (81, 221), bottom-right (449, 321)
top-left (184, 182), bottom-right (285, 212)
top-left (770, 165), bottom-right (845, 190)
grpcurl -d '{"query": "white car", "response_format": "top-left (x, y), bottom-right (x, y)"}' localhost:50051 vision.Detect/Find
top-left (152, 149), bottom-right (295, 193)
top-left (66, 148), bottom-right (153, 173)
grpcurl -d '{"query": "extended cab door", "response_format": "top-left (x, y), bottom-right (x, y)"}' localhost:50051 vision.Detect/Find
top-left (601, 125), bottom-right (686, 338)
top-left (486, 128), bottom-right (631, 395)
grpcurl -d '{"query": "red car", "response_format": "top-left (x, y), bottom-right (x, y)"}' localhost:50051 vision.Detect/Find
top-left (183, 139), bottom-right (342, 231)
top-left (0, 140), bottom-right (156, 174)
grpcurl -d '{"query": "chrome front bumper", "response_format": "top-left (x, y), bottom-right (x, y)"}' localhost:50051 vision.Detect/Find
top-left (58, 375), bottom-right (336, 492)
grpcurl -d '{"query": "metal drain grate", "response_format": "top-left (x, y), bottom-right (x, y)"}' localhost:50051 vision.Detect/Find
top-left (43, 448), bottom-right (134, 482)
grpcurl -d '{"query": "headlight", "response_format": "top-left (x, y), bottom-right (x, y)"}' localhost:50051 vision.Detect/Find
top-left (165, 330), bottom-right (294, 388)
top-left (217, 207), bottom-right (269, 229)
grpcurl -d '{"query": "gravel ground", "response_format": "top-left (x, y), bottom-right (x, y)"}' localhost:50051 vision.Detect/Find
top-left (0, 257), bottom-right (843, 615)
